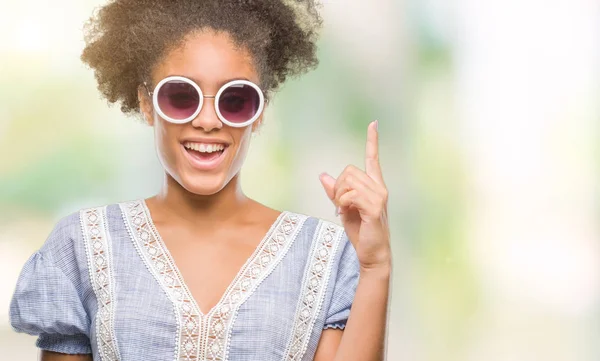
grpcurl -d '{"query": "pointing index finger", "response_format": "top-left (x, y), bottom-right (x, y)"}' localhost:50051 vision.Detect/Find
top-left (365, 120), bottom-right (383, 184)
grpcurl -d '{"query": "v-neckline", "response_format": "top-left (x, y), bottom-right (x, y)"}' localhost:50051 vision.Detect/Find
top-left (139, 198), bottom-right (287, 317)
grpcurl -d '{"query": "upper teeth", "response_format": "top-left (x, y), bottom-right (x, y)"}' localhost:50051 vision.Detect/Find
top-left (183, 142), bottom-right (226, 153)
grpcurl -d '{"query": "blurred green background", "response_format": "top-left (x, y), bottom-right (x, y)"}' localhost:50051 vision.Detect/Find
top-left (1, 0), bottom-right (599, 360)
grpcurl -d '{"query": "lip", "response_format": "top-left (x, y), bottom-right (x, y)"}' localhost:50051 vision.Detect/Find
top-left (181, 143), bottom-right (228, 171)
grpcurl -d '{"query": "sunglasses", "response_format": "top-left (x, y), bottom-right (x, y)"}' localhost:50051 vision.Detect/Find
top-left (143, 76), bottom-right (265, 127)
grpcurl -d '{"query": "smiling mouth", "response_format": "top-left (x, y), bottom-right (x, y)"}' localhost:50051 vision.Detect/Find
top-left (184, 146), bottom-right (226, 161)
top-left (181, 142), bottom-right (229, 169)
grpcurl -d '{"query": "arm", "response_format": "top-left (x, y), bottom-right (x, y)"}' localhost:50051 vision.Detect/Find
top-left (314, 329), bottom-right (343, 361)
top-left (9, 227), bottom-right (93, 361)
top-left (314, 265), bottom-right (391, 361)
top-left (40, 351), bottom-right (93, 361)
top-left (317, 120), bottom-right (391, 361)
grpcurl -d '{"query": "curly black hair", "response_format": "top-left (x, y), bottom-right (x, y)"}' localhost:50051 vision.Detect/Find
top-left (80, 0), bottom-right (323, 118)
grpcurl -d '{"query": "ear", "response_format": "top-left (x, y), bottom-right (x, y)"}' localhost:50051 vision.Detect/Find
top-left (138, 84), bottom-right (154, 126)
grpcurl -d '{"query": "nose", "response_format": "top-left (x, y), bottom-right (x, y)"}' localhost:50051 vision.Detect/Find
top-left (190, 96), bottom-right (222, 131)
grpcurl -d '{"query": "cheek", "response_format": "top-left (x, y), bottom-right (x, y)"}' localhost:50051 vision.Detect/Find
top-left (228, 129), bottom-right (253, 170)
top-left (153, 120), bottom-right (180, 169)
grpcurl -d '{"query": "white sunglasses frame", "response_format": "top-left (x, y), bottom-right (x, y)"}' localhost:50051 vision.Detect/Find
top-left (143, 75), bottom-right (265, 128)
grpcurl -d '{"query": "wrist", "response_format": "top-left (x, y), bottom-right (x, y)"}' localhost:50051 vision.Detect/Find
top-left (359, 246), bottom-right (392, 275)
top-left (359, 260), bottom-right (392, 279)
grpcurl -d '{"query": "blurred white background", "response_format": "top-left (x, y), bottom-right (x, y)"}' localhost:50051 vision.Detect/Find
top-left (1, 0), bottom-right (598, 360)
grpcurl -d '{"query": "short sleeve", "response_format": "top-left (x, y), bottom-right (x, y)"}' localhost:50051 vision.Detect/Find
top-left (323, 231), bottom-right (361, 330)
top-left (9, 250), bottom-right (92, 354)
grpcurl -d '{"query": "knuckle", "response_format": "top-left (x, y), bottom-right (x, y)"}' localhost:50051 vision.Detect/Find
top-left (378, 195), bottom-right (387, 208)
top-left (378, 198), bottom-right (387, 213)
top-left (334, 189), bottom-right (342, 201)
top-left (381, 189), bottom-right (389, 202)
top-left (344, 164), bottom-right (359, 174)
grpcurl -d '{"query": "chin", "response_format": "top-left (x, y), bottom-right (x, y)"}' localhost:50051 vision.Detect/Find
top-left (178, 172), bottom-right (230, 196)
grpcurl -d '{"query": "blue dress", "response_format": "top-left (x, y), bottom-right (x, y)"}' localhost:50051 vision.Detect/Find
top-left (8, 199), bottom-right (360, 361)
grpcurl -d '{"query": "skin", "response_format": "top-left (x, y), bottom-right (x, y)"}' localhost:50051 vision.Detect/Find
top-left (317, 121), bottom-right (392, 360)
top-left (42, 28), bottom-right (391, 361)
top-left (39, 352), bottom-right (92, 361)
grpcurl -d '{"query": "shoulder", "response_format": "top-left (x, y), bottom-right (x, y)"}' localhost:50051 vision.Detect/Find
top-left (39, 199), bottom-right (132, 264)
top-left (284, 210), bottom-right (351, 259)
top-left (37, 208), bottom-right (82, 263)
top-left (284, 209), bottom-right (344, 235)
top-left (286, 212), bottom-right (360, 320)
top-left (285, 210), bottom-right (343, 232)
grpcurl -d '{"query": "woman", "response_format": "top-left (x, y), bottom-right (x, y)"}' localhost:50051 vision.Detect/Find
top-left (9, 0), bottom-right (391, 360)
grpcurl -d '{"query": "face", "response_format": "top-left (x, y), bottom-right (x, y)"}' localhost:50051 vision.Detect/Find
top-left (138, 29), bottom-right (265, 196)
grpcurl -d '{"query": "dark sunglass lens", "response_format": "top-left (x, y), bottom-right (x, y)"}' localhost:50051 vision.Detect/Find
top-left (157, 80), bottom-right (200, 120)
top-left (218, 84), bottom-right (260, 123)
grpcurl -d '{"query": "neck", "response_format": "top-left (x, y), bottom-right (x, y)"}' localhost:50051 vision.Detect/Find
top-left (147, 171), bottom-right (253, 229)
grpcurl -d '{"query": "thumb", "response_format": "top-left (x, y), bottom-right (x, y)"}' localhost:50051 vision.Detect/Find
top-left (319, 172), bottom-right (336, 201)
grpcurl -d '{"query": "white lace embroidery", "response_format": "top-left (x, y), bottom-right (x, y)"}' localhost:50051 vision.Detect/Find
top-left (205, 212), bottom-right (306, 361)
top-left (120, 200), bottom-right (201, 361)
top-left (120, 199), bottom-right (306, 361)
top-left (80, 206), bottom-right (121, 361)
top-left (285, 220), bottom-right (344, 361)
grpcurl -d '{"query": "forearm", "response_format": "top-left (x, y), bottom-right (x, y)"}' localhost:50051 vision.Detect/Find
top-left (333, 264), bottom-right (391, 361)
top-left (40, 350), bottom-right (93, 361)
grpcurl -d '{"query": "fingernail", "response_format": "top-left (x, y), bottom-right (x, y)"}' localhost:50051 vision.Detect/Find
top-left (334, 206), bottom-right (340, 217)
top-left (374, 119), bottom-right (379, 131)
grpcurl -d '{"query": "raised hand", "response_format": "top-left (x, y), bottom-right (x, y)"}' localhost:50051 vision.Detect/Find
top-left (319, 120), bottom-right (391, 271)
